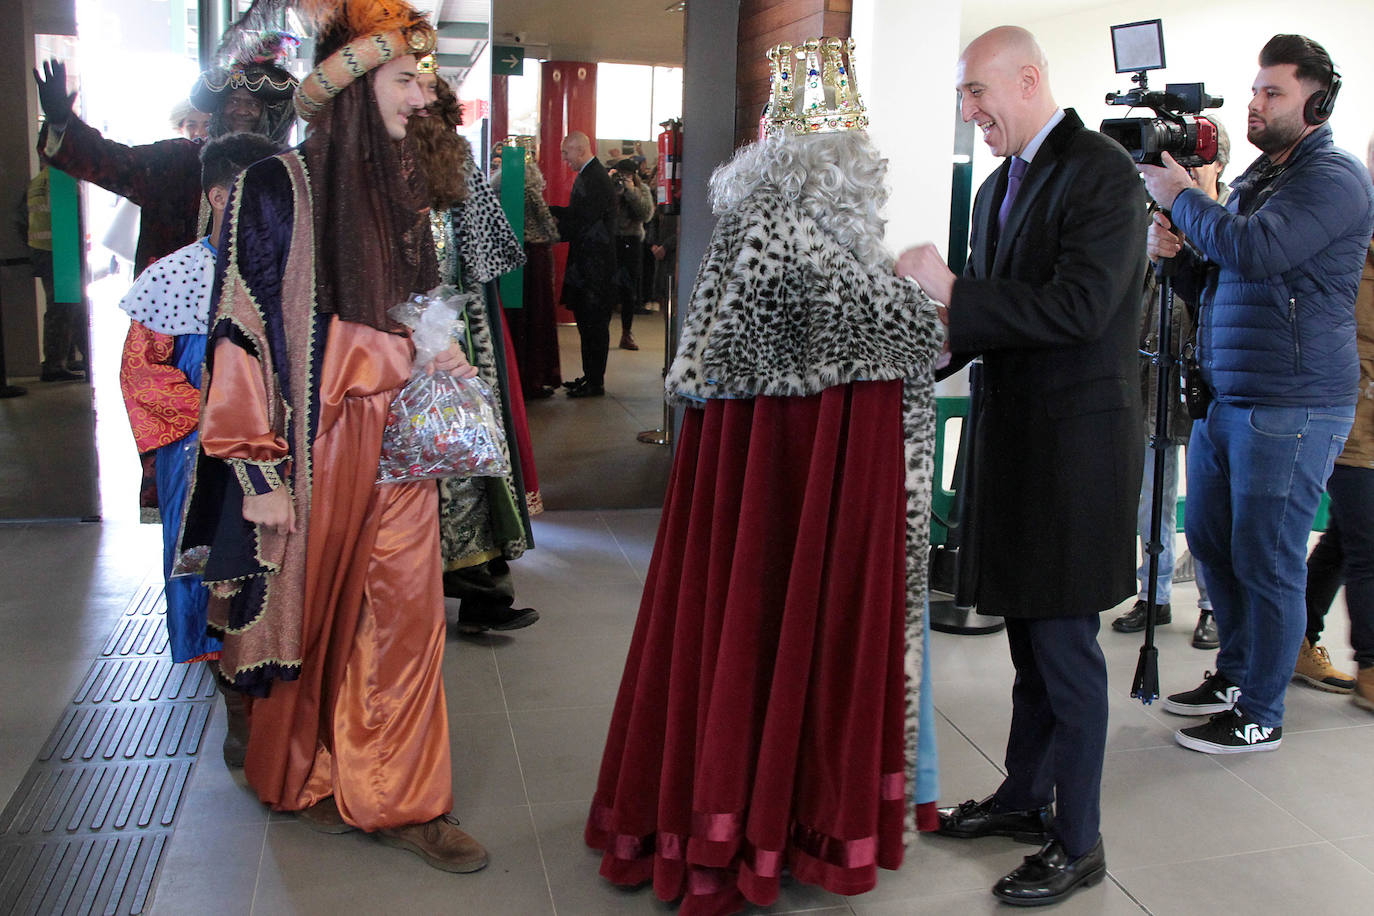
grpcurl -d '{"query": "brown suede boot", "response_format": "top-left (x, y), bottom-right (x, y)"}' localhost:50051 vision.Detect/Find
top-left (209, 660), bottom-right (251, 767)
top-left (218, 687), bottom-right (250, 768)
top-left (297, 796), bottom-right (357, 834)
top-left (1355, 666), bottom-right (1374, 713)
top-left (378, 814), bottom-right (489, 873)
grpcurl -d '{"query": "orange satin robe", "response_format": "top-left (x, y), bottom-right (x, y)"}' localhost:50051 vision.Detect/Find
top-left (201, 317), bottom-right (452, 830)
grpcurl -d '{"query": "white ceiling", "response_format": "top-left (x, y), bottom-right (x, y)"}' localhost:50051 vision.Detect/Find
top-left (493, 0), bottom-right (686, 67)
top-left (414, 0), bottom-right (494, 87)
top-left (487, 0), bottom-right (1123, 71)
top-left (960, 0), bottom-right (1126, 34)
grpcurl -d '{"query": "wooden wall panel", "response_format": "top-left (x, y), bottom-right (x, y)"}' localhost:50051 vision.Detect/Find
top-left (735, 1), bottom-right (852, 147)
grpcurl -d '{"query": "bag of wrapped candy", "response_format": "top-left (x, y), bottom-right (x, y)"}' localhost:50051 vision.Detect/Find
top-left (376, 287), bottom-right (511, 484)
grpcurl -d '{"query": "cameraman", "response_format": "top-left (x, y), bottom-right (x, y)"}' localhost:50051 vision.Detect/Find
top-left (1140, 34), bottom-right (1374, 754)
top-left (609, 158), bottom-right (654, 351)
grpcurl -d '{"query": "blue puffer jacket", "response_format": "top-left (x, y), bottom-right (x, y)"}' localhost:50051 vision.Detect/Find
top-left (1171, 124), bottom-right (1374, 406)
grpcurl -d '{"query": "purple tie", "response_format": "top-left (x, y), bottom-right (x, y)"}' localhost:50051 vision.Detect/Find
top-left (998, 156), bottom-right (1028, 232)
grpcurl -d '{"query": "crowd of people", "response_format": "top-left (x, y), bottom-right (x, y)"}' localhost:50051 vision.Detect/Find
top-left (21, 4), bottom-right (1374, 912)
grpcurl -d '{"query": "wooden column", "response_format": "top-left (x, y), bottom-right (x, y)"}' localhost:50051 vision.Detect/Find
top-left (491, 73), bottom-right (509, 150)
top-left (735, 0), bottom-right (852, 148)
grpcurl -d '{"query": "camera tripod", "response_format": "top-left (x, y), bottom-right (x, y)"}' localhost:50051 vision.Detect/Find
top-left (1132, 254), bottom-right (1181, 704)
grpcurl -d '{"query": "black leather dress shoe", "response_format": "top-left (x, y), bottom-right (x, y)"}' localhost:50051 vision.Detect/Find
top-left (992, 836), bottom-right (1106, 906)
top-left (936, 795), bottom-right (1053, 843)
top-left (1111, 599), bottom-right (1171, 633)
top-left (563, 377), bottom-right (588, 391)
top-left (567, 383), bottom-right (605, 398)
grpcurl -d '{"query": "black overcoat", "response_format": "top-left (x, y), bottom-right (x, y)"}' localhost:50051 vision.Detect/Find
top-left (948, 109), bottom-right (1147, 619)
top-left (550, 157), bottom-right (616, 317)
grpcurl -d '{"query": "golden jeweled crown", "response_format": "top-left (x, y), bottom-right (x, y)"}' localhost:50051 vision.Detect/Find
top-left (498, 135), bottom-right (538, 162)
top-left (416, 53), bottom-right (438, 74)
top-left (762, 37), bottom-right (868, 137)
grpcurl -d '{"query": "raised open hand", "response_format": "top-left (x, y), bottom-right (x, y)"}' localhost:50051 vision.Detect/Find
top-left (32, 59), bottom-right (77, 129)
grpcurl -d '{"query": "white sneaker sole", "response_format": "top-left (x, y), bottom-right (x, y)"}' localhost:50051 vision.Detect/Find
top-left (1292, 672), bottom-right (1356, 694)
top-left (1161, 698), bottom-right (1234, 716)
top-left (1174, 730), bottom-right (1281, 754)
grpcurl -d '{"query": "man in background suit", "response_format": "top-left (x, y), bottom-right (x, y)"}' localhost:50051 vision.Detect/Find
top-left (898, 25), bottom-right (1146, 906)
top-left (551, 130), bottom-right (617, 398)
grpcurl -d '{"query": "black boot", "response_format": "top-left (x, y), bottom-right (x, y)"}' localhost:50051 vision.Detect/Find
top-left (211, 661), bottom-right (250, 768)
top-left (1192, 610), bottom-right (1219, 650)
top-left (457, 606), bottom-right (540, 635)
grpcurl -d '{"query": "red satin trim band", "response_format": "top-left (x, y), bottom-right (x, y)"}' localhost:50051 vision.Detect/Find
top-left (746, 844), bottom-right (784, 878)
top-left (687, 868), bottom-right (728, 895)
top-left (691, 810), bottom-right (743, 842)
top-left (658, 831), bottom-right (683, 860)
top-left (591, 789), bottom-right (906, 877)
top-left (612, 833), bottom-right (647, 861)
top-left (787, 824), bottom-right (879, 869)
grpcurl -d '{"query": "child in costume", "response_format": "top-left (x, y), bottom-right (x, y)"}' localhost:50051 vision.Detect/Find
top-left (116, 133), bottom-right (282, 759)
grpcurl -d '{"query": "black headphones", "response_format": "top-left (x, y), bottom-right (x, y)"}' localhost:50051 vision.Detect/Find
top-left (1304, 68), bottom-right (1342, 125)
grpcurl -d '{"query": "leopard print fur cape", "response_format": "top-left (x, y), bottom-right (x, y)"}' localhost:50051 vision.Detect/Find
top-left (454, 161), bottom-right (526, 285)
top-left (666, 189), bottom-right (944, 403)
top-left (668, 188), bottom-right (945, 842)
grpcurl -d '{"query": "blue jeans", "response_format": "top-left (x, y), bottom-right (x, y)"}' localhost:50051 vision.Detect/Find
top-left (1137, 443), bottom-right (1212, 608)
top-left (1185, 403), bottom-right (1354, 727)
top-left (1305, 464), bottom-right (1374, 670)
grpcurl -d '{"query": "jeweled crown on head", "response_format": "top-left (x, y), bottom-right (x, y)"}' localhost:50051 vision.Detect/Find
top-left (762, 37), bottom-right (868, 137)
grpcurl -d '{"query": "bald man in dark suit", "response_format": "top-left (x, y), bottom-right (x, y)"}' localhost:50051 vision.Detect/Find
top-left (898, 25), bottom-right (1146, 907)
top-left (550, 130), bottom-right (617, 397)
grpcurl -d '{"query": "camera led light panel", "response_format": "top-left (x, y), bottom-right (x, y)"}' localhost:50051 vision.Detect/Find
top-left (1112, 19), bottom-right (1166, 73)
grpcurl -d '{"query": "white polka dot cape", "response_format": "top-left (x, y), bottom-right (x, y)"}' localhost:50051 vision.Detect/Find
top-left (118, 238), bottom-right (216, 336)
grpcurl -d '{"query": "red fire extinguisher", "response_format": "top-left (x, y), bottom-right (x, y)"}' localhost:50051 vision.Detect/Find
top-left (656, 118), bottom-right (683, 216)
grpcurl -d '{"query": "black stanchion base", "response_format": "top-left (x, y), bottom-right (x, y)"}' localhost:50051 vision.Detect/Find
top-left (0, 384), bottom-right (27, 399)
top-left (929, 596), bottom-right (1005, 635)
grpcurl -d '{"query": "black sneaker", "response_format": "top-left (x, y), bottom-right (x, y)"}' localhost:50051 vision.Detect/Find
top-left (1111, 599), bottom-right (1172, 633)
top-left (39, 368), bottom-right (83, 382)
top-left (1192, 611), bottom-right (1219, 650)
top-left (1162, 670), bottom-right (1240, 716)
top-left (1175, 707), bottom-right (1281, 754)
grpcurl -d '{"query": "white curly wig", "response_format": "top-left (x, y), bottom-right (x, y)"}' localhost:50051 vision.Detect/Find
top-left (709, 130), bottom-right (892, 270)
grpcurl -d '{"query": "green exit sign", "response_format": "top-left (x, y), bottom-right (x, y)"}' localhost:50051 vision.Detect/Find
top-left (492, 45), bottom-right (524, 76)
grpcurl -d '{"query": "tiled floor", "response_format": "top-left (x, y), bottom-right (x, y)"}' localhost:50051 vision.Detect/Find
top-left (4, 281), bottom-right (1372, 913)
top-left (3, 511), bottom-right (1373, 915)
top-left (521, 318), bottom-right (673, 511)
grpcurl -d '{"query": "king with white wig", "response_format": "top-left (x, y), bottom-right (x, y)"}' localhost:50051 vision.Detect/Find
top-left (585, 37), bottom-right (945, 915)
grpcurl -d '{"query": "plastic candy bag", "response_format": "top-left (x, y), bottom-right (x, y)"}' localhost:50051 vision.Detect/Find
top-left (376, 288), bottom-right (511, 484)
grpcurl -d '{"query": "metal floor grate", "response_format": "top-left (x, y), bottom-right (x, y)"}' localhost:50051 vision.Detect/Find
top-left (0, 579), bottom-right (215, 916)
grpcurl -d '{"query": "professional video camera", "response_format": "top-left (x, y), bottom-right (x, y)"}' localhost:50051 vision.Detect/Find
top-left (1099, 19), bottom-right (1223, 168)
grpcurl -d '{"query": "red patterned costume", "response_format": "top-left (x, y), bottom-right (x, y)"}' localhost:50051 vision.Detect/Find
top-left (122, 323), bottom-right (201, 453)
